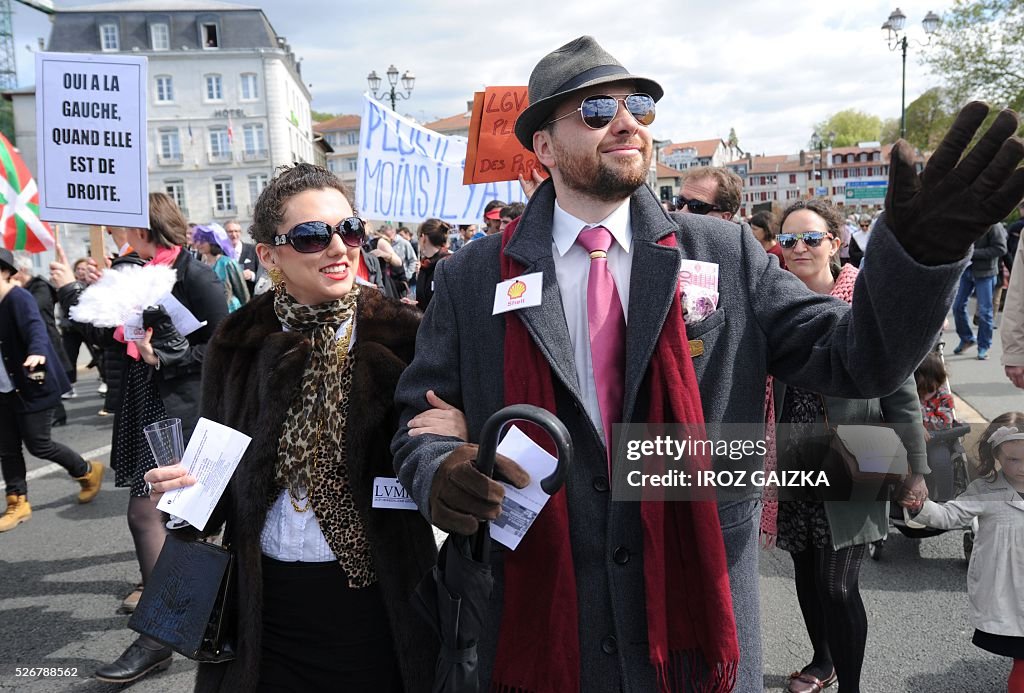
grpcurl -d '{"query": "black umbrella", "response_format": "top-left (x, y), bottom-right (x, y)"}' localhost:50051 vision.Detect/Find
top-left (413, 404), bottom-right (572, 693)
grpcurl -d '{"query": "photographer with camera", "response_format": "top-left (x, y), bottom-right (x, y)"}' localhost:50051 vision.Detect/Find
top-left (0, 248), bottom-right (104, 532)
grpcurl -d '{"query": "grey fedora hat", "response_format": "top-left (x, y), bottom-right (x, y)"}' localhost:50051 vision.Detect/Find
top-left (514, 36), bottom-right (663, 151)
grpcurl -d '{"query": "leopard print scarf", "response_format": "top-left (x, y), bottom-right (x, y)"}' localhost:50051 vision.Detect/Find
top-left (273, 284), bottom-right (375, 588)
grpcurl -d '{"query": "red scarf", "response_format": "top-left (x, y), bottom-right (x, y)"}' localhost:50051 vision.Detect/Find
top-left (491, 220), bottom-right (739, 693)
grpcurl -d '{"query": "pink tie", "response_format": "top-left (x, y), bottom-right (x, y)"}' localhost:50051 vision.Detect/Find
top-left (576, 226), bottom-right (626, 468)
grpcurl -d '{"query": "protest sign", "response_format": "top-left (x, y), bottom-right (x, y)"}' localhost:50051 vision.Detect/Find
top-left (357, 95), bottom-right (527, 225)
top-left (464, 86), bottom-right (545, 185)
top-left (36, 52), bottom-right (148, 228)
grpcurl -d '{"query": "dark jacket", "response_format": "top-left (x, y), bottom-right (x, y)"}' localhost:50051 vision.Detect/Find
top-left (0, 286), bottom-right (72, 413)
top-left (192, 289), bottom-right (438, 693)
top-left (23, 276), bottom-right (72, 374)
top-left (969, 223), bottom-right (1008, 279)
top-left (237, 242), bottom-right (260, 295)
top-left (415, 248), bottom-right (450, 312)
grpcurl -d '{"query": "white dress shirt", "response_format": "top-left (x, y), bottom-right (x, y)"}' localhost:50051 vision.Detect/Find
top-left (550, 199), bottom-right (633, 443)
top-left (260, 315), bottom-right (355, 562)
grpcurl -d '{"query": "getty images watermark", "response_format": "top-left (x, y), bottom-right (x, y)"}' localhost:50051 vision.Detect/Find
top-left (610, 423), bottom-right (916, 503)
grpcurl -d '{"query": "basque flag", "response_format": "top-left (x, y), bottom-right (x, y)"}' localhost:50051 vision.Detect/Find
top-left (0, 133), bottom-right (53, 253)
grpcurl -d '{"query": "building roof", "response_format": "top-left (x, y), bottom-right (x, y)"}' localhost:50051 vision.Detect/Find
top-left (663, 138), bottom-right (724, 159)
top-left (63, 1), bottom-right (257, 11)
top-left (424, 112), bottom-right (471, 133)
top-left (313, 115), bottom-right (361, 132)
top-left (656, 163), bottom-right (682, 178)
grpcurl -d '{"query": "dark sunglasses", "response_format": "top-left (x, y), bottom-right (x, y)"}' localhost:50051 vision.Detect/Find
top-left (272, 218), bottom-right (366, 253)
top-left (674, 195), bottom-right (722, 215)
top-left (777, 231), bottom-right (832, 249)
top-left (546, 93), bottom-right (656, 130)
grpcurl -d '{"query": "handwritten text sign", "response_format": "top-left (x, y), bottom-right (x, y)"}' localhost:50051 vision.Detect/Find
top-left (36, 52), bottom-right (148, 228)
top-left (357, 95), bottom-right (527, 224)
top-left (464, 86), bottom-right (545, 185)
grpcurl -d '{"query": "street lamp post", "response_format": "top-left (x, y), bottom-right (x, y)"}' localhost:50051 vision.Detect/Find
top-left (882, 8), bottom-right (941, 139)
top-left (367, 64), bottom-right (416, 111)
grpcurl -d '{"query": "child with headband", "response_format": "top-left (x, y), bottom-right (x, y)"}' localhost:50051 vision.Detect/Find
top-left (903, 412), bottom-right (1024, 691)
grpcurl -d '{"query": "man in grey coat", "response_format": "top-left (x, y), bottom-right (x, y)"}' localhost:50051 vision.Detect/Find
top-left (392, 35), bottom-right (1024, 693)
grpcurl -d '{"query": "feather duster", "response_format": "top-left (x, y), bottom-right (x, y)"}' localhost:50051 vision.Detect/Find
top-left (70, 264), bottom-right (178, 327)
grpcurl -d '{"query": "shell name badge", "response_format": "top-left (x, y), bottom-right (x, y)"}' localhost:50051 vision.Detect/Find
top-left (493, 272), bottom-right (543, 314)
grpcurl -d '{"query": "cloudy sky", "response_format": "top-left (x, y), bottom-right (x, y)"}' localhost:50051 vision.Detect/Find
top-left (12, 0), bottom-right (954, 155)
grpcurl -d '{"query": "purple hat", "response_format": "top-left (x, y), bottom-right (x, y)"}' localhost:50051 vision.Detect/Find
top-left (192, 223), bottom-right (236, 259)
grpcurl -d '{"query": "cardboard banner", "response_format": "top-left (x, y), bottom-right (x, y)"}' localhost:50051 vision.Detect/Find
top-left (464, 86), bottom-right (546, 185)
top-left (356, 95), bottom-right (527, 225)
top-left (35, 51), bottom-right (149, 228)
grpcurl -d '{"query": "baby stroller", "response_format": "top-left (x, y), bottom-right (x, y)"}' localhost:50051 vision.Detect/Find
top-left (868, 340), bottom-right (976, 561)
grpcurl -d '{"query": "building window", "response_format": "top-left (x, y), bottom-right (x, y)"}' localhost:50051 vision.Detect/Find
top-left (150, 23), bottom-right (169, 50)
top-left (164, 180), bottom-right (185, 211)
top-left (346, 131), bottom-right (359, 146)
top-left (159, 129), bottom-right (181, 161)
top-left (100, 23), bottom-right (119, 51)
top-left (209, 128), bottom-right (230, 160)
top-left (155, 75), bottom-right (174, 103)
top-left (205, 74), bottom-right (223, 101)
top-left (202, 23), bottom-right (220, 48)
top-left (240, 73), bottom-right (259, 100)
top-left (214, 179), bottom-right (234, 213)
top-left (242, 124), bottom-right (266, 159)
top-left (346, 158), bottom-right (358, 172)
top-left (789, 174), bottom-right (797, 184)
top-left (248, 173), bottom-right (268, 203)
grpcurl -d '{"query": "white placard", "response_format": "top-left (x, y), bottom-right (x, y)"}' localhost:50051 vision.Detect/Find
top-left (35, 52), bottom-right (149, 228)
top-left (492, 272), bottom-right (543, 315)
top-left (357, 94), bottom-right (527, 224)
top-left (371, 477), bottom-right (418, 510)
top-left (157, 417), bottom-right (250, 531)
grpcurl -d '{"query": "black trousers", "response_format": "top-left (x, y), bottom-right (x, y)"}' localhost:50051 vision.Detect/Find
top-left (0, 392), bottom-right (89, 496)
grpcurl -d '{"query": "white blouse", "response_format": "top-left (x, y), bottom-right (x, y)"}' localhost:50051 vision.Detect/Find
top-left (259, 315), bottom-right (355, 563)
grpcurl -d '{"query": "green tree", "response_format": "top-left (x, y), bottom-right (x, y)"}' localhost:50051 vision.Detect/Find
top-left (923, 0), bottom-right (1024, 111)
top-left (311, 110), bottom-right (337, 122)
top-left (902, 87), bottom-right (956, 150)
top-left (0, 100), bottom-right (14, 144)
top-left (727, 127), bottom-right (739, 150)
top-left (813, 109), bottom-right (883, 147)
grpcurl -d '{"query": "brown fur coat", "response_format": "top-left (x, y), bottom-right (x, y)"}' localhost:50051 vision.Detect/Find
top-left (192, 289), bottom-right (438, 693)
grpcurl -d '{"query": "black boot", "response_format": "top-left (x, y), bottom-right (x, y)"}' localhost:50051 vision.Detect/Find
top-left (94, 638), bottom-right (172, 683)
top-left (52, 403), bottom-right (67, 427)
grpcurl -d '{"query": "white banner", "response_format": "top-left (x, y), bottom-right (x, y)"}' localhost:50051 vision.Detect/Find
top-left (356, 95), bottom-right (526, 225)
top-left (36, 52), bottom-right (149, 228)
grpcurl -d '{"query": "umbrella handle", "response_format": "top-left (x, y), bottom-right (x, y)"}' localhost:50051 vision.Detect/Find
top-left (473, 404), bottom-right (573, 562)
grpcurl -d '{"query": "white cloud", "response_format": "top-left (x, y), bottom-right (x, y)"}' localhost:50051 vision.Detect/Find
top-left (13, 0), bottom-right (957, 155)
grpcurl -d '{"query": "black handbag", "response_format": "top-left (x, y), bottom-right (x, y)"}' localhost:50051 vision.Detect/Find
top-left (128, 534), bottom-right (236, 663)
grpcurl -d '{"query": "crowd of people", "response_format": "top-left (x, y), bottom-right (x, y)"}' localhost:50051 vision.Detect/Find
top-left (2, 34), bottom-right (1024, 693)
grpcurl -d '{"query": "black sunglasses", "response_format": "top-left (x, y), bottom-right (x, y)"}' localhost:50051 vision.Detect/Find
top-left (674, 195), bottom-right (722, 215)
top-left (272, 218), bottom-right (366, 253)
top-left (777, 231), bottom-right (833, 249)
top-left (546, 93), bottom-right (656, 130)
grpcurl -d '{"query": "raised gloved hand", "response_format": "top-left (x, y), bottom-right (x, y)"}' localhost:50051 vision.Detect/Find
top-left (142, 305), bottom-right (190, 369)
top-left (429, 443), bottom-right (531, 535)
top-left (886, 102), bottom-right (1024, 265)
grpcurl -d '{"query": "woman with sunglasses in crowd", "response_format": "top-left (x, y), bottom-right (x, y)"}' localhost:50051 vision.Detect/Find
top-left (51, 194), bottom-right (228, 683)
top-left (772, 199), bottom-right (929, 693)
top-left (146, 163), bottom-right (439, 692)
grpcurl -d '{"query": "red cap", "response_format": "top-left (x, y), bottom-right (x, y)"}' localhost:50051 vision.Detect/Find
top-left (484, 208), bottom-right (502, 220)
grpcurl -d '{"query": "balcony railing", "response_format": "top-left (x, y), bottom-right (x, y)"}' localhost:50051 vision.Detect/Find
top-left (242, 149), bottom-right (268, 161)
top-left (158, 152), bottom-right (184, 165)
top-left (213, 205), bottom-right (237, 217)
top-left (208, 151), bottom-right (233, 164)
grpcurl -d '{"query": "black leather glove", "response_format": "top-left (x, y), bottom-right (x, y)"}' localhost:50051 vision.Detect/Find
top-left (886, 101), bottom-right (1024, 265)
top-left (142, 305), bottom-right (190, 370)
top-left (429, 443), bottom-right (531, 535)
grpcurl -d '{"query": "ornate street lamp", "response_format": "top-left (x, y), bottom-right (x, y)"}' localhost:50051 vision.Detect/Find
top-left (367, 64), bottom-right (415, 111)
top-left (882, 8), bottom-right (941, 139)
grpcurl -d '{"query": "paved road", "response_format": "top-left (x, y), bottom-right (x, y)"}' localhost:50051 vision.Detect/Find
top-left (0, 308), bottom-right (1019, 692)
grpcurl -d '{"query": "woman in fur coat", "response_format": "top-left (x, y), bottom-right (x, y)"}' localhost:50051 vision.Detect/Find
top-left (148, 164), bottom-right (440, 692)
